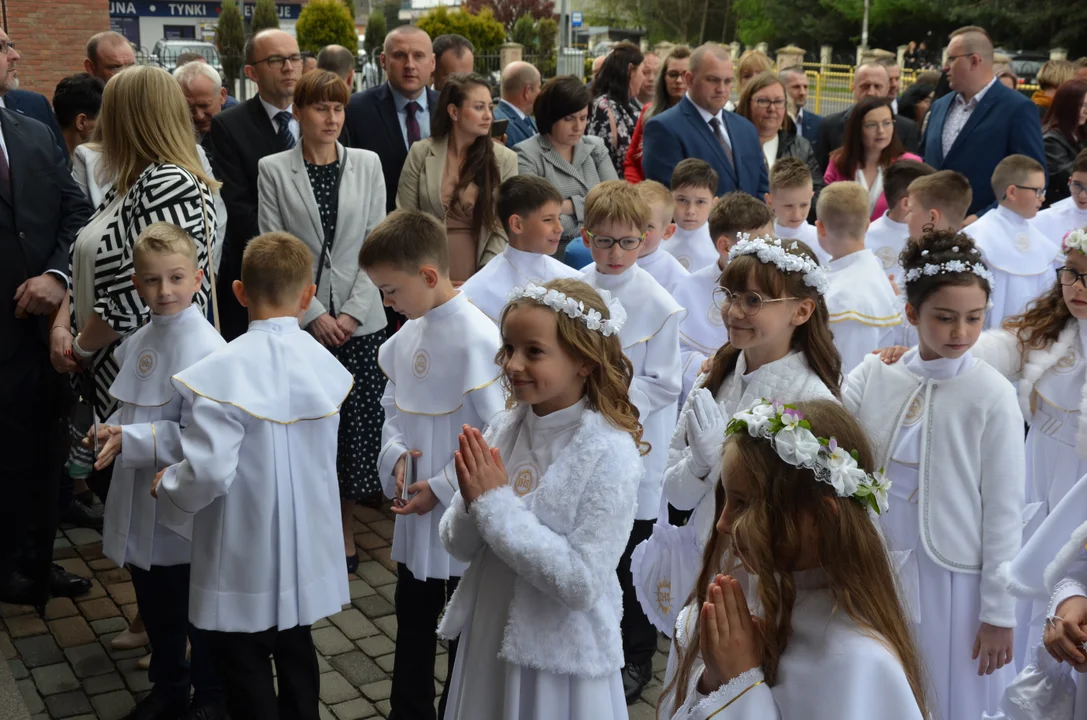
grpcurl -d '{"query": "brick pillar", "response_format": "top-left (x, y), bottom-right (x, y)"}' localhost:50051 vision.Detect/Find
top-left (4, 0), bottom-right (110, 99)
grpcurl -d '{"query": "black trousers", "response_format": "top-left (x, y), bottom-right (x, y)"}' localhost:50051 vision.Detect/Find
top-left (206, 625), bottom-right (319, 720)
top-left (618, 518), bottom-right (658, 669)
top-left (130, 564), bottom-right (220, 707)
top-left (390, 563), bottom-right (458, 720)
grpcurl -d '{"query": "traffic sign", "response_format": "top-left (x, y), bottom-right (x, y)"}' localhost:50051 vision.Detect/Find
top-left (571, 11), bottom-right (583, 27)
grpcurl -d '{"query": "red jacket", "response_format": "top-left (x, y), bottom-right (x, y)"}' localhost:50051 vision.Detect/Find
top-left (623, 103), bottom-right (651, 183)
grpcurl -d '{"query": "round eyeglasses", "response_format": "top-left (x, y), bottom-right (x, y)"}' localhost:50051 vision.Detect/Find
top-left (585, 230), bottom-right (645, 251)
top-left (712, 287), bottom-right (799, 316)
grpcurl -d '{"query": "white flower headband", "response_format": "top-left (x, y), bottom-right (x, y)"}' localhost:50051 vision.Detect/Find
top-left (728, 235), bottom-right (829, 295)
top-left (726, 400), bottom-right (891, 515)
top-left (902, 247), bottom-right (994, 286)
top-left (507, 283), bottom-right (627, 337)
top-left (1063, 229), bottom-right (1087, 256)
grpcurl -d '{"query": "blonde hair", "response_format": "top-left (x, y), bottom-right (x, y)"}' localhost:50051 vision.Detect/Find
top-left (816, 182), bottom-right (870, 239)
top-left (498, 278), bottom-right (648, 454)
top-left (768, 155), bottom-right (812, 192)
top-left (1038, 59), bottom-right (1076, 91)
top-left (97, 65), bottom-right (218, 196)
top-left (133, 222), bottom-right (198, 267)
top-left (584, 180), bottom-right (650, 235)
top-left (241, 232), bottom-right (314, 305)
top-left (637, 180), bottom-right (675, 227)
top-left (991, 154), bottom-right (1045, 202)
top-left (737, 49), bottom-right (774, 87)
top-left (907, 171), bottom-right (972, 226)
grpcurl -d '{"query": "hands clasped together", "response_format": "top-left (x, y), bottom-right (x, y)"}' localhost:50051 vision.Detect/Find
top-left (697, 575), bottom-right (763, 694)
top-left (1044, 595), bottom-right (1087, 672)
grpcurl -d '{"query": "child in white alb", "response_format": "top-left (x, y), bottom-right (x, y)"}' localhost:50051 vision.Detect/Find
top-left (845, 231), bottom-right (1022, 719)
top-left (659, 399), bottom-right (925, 720)
top-left (360, 211), bottom-right (507, 719)
top-left (439, 278), bottom-right (644, 720)
top-left (635, 180), bottom-right (689, 297)
top-left (866, 159), bottom-right (934, 284)
top-left (664, 159), bottom-right (719, 273)
top-left (461, 176), bottom-right (577, 323)
top-left (765, 156), bottom-right (830, 266)
top-left (816, 182), bottom-right (902, 373)
top-left (673, 192), bottom-right (773, 402)
top-left (964, 154), bottom-right (1060, 329)
top-left (1033, 149), bottom-right (1087, 245)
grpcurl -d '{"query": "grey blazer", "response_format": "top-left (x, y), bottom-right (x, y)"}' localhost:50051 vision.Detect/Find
top-left (257, 142), bottom-right (387, 337)
top-left (513, 133), bottom-right (618, 240)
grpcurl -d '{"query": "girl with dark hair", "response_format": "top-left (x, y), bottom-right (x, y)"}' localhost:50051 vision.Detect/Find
top-left (397, 72), bottom-right (518, 284)
top-left (824, 96), bottom-right (921, 221)
top-left (1042, 79), bottom-right (1087, 206)
top-left (587, 41), bottom-right (645, 173)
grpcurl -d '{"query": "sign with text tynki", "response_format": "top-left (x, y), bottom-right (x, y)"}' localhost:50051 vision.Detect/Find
top-left (109, 1), bottom-right (302, 20)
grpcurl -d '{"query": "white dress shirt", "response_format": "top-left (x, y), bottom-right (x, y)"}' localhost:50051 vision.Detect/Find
top-left (941, 76), bottom-right (997, 158)
top-left (685, 92), bottom-right (732, 152)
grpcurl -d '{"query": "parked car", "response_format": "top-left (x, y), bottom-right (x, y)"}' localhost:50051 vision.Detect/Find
top-left (151, 40), bottom-right (223, 75)
top-left (1010, 52), bottom-right (1048, 84)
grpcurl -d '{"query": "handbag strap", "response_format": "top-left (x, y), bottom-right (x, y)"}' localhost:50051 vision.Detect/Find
top-left (198, 185), bottom-right (220, 333)
top-left (313, 154), bottom-right (348, 314)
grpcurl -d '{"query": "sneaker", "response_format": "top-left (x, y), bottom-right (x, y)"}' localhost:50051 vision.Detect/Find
top-left (621, 660), bottom-right (652, 705)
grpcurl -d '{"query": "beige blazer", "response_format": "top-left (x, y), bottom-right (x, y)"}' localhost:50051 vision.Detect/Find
top-left (396, 136), bottom-right (519, 268)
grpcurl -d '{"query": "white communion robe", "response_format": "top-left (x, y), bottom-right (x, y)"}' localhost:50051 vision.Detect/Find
top-left (443, 399), bottom-right (628, 720)
top-left (774, 220), bottom-right (831, 266)
top-left (102, 305), bottom-right (225, 571)
top-left (580, 265), bottom-right (684, 519)
top-left (824, 249), bottom-right (903, 374)
top-left (965, 206), bottom-right (1060, 330)
top-left (156, 317), bottom-right (352, 632)
top-left (660, 571), bottom-right (924, 720)
top-left (637, 249), bottom-right (690, 299)
top-left (664, 223), bottom-right (718, 273)
top-left (460, 245), bottom-right (578, 324)
top-left (376, 292), bottom-right (507, 580)
top-left (1032, 196), bottom-right (1087, 246)
top-left (865, 211), bottom-right (910, 285)
top-left (673, 262), bottom-right (727, 403)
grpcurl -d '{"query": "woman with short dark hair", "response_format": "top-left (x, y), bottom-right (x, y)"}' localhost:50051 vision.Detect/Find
top-left (586, 41), bottom-right (644, 173)
top-left (1042, 79), bottom-right (1087, 206)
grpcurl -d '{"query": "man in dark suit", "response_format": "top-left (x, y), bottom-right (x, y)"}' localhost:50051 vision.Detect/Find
top-left (494, 61), bottom-right (541, 148)
top-left (922, 25), bottom-right (1046, 218)
top-left (0, 103), bottom-right (94, 606)
top-left (175, 60), bottom-right (227, 166)
top-left (344, 25), bottom-right (437, 215)
top-left (0, 28), bottom-right (66, 158)
top-left (814, 62), bottom-right (921, 173)
top-left (643, 43), bottom-right (769, 199)
top-left (210, 29), bottom-right (302, 340)
top-left (781, 65), bottom-right (822, 146)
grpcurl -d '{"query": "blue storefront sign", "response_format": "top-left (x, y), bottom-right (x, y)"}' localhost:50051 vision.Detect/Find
top-left (108, 1), bottom-right (302, 20)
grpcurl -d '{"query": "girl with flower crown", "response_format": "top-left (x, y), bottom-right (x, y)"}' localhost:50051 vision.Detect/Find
top-left (844, 229), bottom-right (1024, 719)
top-left (438, 278), bottom-right (648, 719)
top-left (633, 237), bottom-right (841, 638)
top-left (658, 398), bottom-right (927, 719)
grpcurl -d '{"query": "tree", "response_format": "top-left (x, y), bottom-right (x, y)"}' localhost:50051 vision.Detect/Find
top-left (464, 0), bottom-right (556, 33)
top-left (249, 0), bottom-right (281, 34)
top-left (342, 0), bottom-right (357, 20)
top-left (217, 0), bottom-right (245, 93)
top-left (364, 10), bottom-right (387, 59)
top-left (417, 7), bottom-right (506, 55)
top-left (296, 0), bottom-right (358, 54)
top-left (510, 14), bottom-right (536, 48)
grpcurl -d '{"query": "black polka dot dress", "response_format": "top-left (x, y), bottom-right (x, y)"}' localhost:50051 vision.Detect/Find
top-left (307, 159), bottom-right (384, 499)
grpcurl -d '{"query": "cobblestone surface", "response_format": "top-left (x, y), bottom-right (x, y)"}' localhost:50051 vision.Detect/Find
top-left (3, 505), bottom-right (667, 718)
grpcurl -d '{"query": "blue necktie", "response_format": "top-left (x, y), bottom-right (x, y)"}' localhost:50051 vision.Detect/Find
top-left (275, 111), bottom-right (296, 151)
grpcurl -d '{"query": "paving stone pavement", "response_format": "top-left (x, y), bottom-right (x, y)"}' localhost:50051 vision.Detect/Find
top-left (2, 503), bottom-right (669, 719)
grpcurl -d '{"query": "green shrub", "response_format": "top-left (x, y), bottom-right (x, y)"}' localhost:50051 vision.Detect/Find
top-left (296, 0), bottom-right (358, 55)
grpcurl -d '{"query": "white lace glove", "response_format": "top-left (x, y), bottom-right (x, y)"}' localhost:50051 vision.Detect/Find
top-left (685, 388), bottom-right (727, 476)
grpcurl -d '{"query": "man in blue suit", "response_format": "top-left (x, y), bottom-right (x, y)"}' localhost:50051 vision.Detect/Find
top-left (781, 65), bottom-right (822, 146)
top-left (493, 61), bottom-right (540, 148)
top-left (922, 25), bottom-right (1046, 218)
top-left (643, 43), bottom-right (769, 199)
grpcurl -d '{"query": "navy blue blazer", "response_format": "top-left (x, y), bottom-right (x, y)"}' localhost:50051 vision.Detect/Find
top-left (797, 108), bottom-right (822, 147)
top-left (642, 96), bottom-right (769, 199)
top-left (5, 90), bottom-right (66, 159)
top-left (344, 82), bottom-right (439, 214)
top-left (922, 81), bottom-right (1046, 216)
top-left (494, 99), bottom-right (537, 149)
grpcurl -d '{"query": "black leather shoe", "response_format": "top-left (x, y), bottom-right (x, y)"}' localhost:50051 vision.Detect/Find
top-left (622, 660), bottom-right (652, 705)
top-left (61, 498), bottom-right (105, 530)
top-left (123, 691), bottom-right (188, 720)
top-left (0, 572), bottom-right (38, 607)
top-left (49, 564), bottom-right (92, 598)
top-left (346, 553), bottom-right (359, 575)
top-left (182, 701), bottom-right (229, 720)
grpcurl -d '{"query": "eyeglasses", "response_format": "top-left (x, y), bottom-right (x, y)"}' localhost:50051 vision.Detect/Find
top-left (1070, 181), bottom-right (1087, 197)
top-left (585, 230), bottom-right (644, 251)
top-left (711, 288), bottom-right (799, 316)
top-left (1014, 184), bottom-right (1046, 199)
top-left (665, 71), bottom-right (685, 80)
top-left (753, 98), bottom-right (786, 109)
top-left (0, 40), bottom-right (15, 55)
top-left (1057, 267), bottom-right (1087, 288)
top-left (862, 119), bottom-right (895, 131)
top-left (251, 53), bottom-right (303, 70)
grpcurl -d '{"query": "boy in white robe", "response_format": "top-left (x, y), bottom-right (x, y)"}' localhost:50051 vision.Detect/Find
top-left (359, 210), bottom-right (507, 720)
top-left (965, 154), bottom-right (1060, 329)
top-left (92, 224), bottom-right (225, 719)
top-left (866, 159), bottom-right (935, 285)
top-left (154, 232), bottom-right (353, 720)
top-left (578, 180), bottom-right (685, 701)
top-left (461, 176), bottom-right (577, 323)
top-left (664, 159), bottom-right (719, 273)
top-left (1033, 149), bottom-right (1087, 245)
top-left (674, 192), bottom-right (774, 401)
top-left (636, 180), bottom-right (689, 297)
top-left (765, 156), bottom-right (831, 266)
top-left (816, 183), bottom-right (902, 373)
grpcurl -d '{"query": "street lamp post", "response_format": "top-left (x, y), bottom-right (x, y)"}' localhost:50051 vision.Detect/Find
top-left (861, 0), bottom-right (870, 50)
